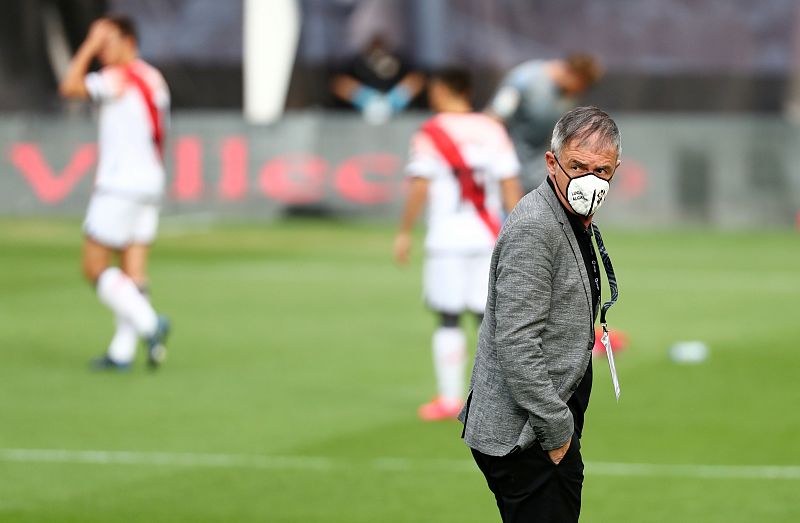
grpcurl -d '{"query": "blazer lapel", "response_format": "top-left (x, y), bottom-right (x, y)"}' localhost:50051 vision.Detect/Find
top-left (537, 182), bottom-right (593, 317)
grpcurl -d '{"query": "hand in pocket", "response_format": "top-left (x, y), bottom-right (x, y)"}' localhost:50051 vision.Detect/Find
top-left (548, 436), bottom-right (572, 465)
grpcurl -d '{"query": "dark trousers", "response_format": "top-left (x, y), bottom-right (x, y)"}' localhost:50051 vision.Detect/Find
top-left (471, 435), bottom-right (584, 523)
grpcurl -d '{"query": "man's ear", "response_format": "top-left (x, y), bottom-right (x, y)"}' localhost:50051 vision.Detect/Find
top-left (544, 150), bottom-right (557, 177)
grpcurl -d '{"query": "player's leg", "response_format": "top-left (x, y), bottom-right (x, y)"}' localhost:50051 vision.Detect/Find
top-left (120, 242), bottom-right (150, 288)
top-left (86, 195), bottom-right (160, 338)
top-left (420, 253), bottom-right (468, 420)
top-left (82, 236), bottom-right (114, 284)
top-left (466, 250), bottom-right (493, 324)
top-left (120, 242), bottom-right (169, 368)
top-left (87, 211), bottom-right (155, 368)
top-left (83, 194), bottom-right (134, 370)
top-left (95, 265), bottom-right (159, 335)
top-left (432, 311), bottom-right (467, 402)
top-left (83, 236), bottom-right (136, 369)
top-left (124, 202), bottom-right (169, 368)
top-left (105, 313), bottom-right (138, 366)
top-left (99, 243), bottom-right (149, 367)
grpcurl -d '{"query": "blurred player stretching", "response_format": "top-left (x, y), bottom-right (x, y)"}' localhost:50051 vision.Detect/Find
top-left (395, 69), bottom-right (523, 420)
top-left (59, 15), bottom-right (170, 371)
top-left (487, 54), bottom-right (602, 191)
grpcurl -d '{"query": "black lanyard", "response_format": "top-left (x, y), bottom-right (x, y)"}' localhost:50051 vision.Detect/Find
top-left (586, 232), bottom-right (601, 314)
top-left (591, 223), bottom-right (618, 326)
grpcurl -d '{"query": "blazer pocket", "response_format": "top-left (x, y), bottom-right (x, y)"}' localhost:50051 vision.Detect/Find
top-left (556, 433), bottom-right (580, 467)
top-left (548, 374), bottom-right (564, 391)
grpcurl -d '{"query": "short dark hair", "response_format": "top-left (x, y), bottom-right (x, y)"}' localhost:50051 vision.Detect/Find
top-left (430, 68), bottom-right (472, 96)
top-left (104, 14), bottom-right (138, 43)
top-left (551, 106), bottom-right (621, 156)
top-left (565, 53), bottom-right (602, 86)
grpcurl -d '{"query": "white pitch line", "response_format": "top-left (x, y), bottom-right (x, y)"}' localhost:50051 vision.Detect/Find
top-left (587, 461), bottom-right (800, 480)
top-left (0, 449), bottom-right (334, 472)
top-left (1, 448), bottom-right (799, 481)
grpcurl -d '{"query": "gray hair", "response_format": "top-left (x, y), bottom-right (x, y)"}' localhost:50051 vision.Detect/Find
top-left (550, 106), bottom-right (621, 157)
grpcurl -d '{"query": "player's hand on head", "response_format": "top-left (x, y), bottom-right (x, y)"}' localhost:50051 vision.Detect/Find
top-left (394, 232), bottom-right (412, 266)
top-left (86, 19), bottom-right (112, 48)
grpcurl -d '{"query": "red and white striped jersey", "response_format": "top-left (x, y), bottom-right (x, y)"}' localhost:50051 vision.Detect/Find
top-left (406, 112), bottom-right (520, 253)
top-left (85, 59), bottom-right (170, 199)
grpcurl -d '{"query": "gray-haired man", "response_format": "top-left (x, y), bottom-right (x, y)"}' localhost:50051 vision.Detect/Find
top-left (459, 106), bottom-right (621, 522)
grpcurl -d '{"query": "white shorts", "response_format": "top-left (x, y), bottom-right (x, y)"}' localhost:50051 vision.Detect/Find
top-left (83, 192), bottom-right (160, 249)
top-left (423, 251), bottom-right (493, 314)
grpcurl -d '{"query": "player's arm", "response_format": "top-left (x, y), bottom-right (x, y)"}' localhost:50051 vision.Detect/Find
top-left (331, 74), bottom-right (386, 113)
top-left (491, 120), bottom-right (524, 213)
top-left (59, 20), bottom-right (109, 99)
top-left (330, 75), bottom-right (364, 102)
top-left (485, 84), bottom-right (521, 124)
top-left (396, 72), bottom-right (425, 98)
top-left (385, 72), bottom-right (425, 112)
top-left (393, 177), bottom-right (430, 265)
top-left (500, 177), bottom-right (523, 213)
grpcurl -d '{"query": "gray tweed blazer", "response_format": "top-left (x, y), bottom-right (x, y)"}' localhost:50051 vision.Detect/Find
top-left (459, 180), bottom-right (595, 456)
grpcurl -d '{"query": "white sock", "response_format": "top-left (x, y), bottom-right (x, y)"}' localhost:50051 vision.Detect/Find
top-left (107, 314), bottom-right (138, 364)
top-left (97, 267), bottom-right (158, 337)
top-left (433, 327), bottom-right (467, 402)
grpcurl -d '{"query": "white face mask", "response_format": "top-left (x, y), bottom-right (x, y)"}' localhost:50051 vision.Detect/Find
top-left (555, 158), bottom-right (610, 217)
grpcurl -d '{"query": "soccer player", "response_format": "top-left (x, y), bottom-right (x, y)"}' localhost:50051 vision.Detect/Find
top-left (394, 69), bottom-right (523, 421)
top-left (59, 15), bottom-right (170, 371)
top-left (487, 54), bottom-right (602, 191)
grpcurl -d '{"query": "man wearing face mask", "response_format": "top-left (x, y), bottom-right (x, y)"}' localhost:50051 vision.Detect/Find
top-left (459, 106), bottom-right (621, 522)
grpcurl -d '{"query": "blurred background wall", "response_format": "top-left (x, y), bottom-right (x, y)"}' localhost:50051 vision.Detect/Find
top-left (2, 0), bottom-right (800, 227)
top-left (5, 0), bottom-right (800, 112)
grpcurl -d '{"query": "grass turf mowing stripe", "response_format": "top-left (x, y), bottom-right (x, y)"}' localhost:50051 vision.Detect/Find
top-left (2, 448), bottom-right (799, 480)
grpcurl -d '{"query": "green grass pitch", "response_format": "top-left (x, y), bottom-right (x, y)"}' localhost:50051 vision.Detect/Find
top-left (0, 218), bottom-right (798, 522)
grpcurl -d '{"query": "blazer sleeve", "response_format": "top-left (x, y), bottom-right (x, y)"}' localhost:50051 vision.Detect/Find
top-left (493, 218), bottom-right (574, 450)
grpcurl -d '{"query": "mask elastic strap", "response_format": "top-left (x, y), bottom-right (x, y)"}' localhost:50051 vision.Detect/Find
top-left (552, 156), bottom-right (570, 199)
